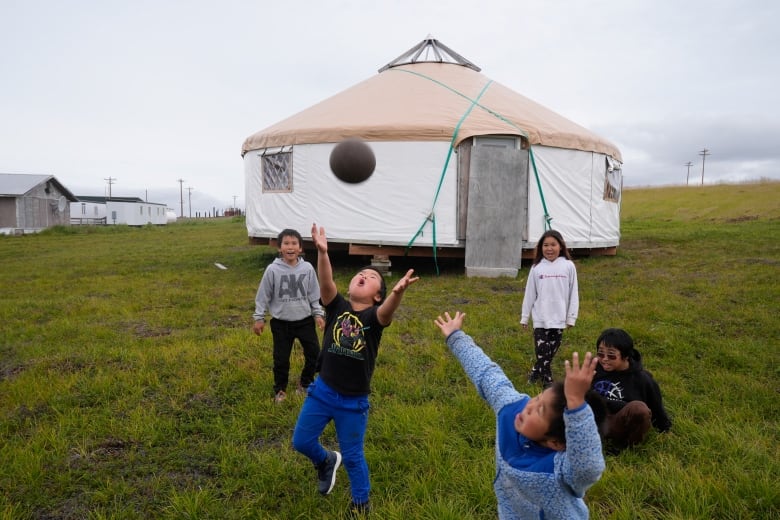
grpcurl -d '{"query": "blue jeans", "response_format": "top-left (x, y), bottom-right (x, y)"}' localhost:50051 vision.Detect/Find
top-left (292, 378), bottom-right (371, 503)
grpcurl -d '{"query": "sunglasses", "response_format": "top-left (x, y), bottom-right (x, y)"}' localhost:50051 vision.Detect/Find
top-left (597, 352), bottom-right (618, 361)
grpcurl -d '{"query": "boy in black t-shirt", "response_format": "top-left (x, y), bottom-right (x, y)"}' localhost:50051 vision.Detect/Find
top-left (292, 223), bottom-right (419, 515)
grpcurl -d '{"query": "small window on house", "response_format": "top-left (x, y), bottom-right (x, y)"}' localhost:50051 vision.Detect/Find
top-left (261, 149), bottom-right (293, 192)
top-left (93, 206), bottom-right (98, 216)
top-left (140, 206), bottom-right (143, 215)
top-left (81, 203), bottom-right (86, 215)
top-left (604, 156), bottom-right (622, 203)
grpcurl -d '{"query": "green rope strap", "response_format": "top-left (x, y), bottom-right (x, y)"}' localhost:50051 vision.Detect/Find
top-left (529, 147), bottom-right (552, 230)
top-left (401, 74), bottom-right (492, 275)
top-left (390, 67), bottom-right (552, 270)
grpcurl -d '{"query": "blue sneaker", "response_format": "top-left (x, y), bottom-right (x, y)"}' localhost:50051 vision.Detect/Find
top-left (317, 450), bottom-right (341, 495)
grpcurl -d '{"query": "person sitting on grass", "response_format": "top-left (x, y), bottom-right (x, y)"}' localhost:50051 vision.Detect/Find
top-left (591, 328), bottom-right (672, 452)
top-left (435, 310), bottom-right (607, 520)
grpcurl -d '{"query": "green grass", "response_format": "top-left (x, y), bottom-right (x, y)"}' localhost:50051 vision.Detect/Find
top-left (1, 182), bottom-right (779, 519)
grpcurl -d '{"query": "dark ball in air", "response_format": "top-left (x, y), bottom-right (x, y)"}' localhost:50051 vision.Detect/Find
top-left (329, 138), bottom-right (376, 184)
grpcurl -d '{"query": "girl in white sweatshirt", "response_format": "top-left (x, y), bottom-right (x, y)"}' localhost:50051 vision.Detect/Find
top-left (521, 230), bottom-right (579, 386)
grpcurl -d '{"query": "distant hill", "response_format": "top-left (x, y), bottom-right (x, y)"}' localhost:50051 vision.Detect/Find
top-left (622, 180), bottom-right (780, 223)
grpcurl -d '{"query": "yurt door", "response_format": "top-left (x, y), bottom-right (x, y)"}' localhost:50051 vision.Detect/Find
top-left (464, 137), bottom-right (528, 277)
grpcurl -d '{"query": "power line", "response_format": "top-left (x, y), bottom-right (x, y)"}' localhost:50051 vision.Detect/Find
top-left (104, 177), bottom-right (116, 199)
top-left (177, 179), bottom-right (185, 217)
top-left (699, 148), bottom-right (710, 186)
top-left (187, 187), bottom-right (194, 218)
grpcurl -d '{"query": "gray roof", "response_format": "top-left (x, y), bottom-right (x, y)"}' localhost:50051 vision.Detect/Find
top-left (76, 195), bottom-right (145, 203)
top-left (0, 173), bottom-right (78, 200)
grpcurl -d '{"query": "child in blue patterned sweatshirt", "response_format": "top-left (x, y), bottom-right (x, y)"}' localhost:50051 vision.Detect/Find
top-left (435, 311), bottom-right (607, 520)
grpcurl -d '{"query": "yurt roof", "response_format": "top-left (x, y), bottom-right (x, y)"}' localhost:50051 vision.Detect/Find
top-left (242, 38), bottom-right (622, 162)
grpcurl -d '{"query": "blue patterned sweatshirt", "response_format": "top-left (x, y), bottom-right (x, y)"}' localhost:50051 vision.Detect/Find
top-left (446, 330), bottom-right (605, 519)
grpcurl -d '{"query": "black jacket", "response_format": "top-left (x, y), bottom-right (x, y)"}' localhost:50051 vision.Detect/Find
top-left (592, 349), bottom-right (672, 432)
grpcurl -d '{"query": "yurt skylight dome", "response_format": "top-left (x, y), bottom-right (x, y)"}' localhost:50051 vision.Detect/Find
top-left (378, 36), bottom-right (481, 72)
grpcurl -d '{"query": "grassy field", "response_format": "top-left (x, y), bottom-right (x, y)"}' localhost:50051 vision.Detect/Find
top-left (1, 181), bottom-right (778, 519)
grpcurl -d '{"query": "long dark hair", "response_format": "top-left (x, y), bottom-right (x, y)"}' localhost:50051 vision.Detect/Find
top-left (532, 230), bottom-right (572, 265)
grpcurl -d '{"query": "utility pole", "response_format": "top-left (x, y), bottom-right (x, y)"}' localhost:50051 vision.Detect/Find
top-left (187, 187), bottom-right (194, 218)
top-left (232, 195), bottom-right (237, 210)
top-left (104, 177), bottom-right (116, 199)
top-left (177, 179), bottom-right (185, 217)
top-left (699, 148), bottom-right (710, 186)
top-left (685, 162), bottom-right (693, 185)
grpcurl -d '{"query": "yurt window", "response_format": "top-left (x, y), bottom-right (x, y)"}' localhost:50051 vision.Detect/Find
top-left (474, 136), bottom-right (520, 149)
top-left (261, 150), bottom-right (293, 193)
top-left (603, 156), bottom-right (622, 203)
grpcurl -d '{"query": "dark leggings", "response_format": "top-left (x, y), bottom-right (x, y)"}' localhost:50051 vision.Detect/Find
top-left (530, 328), bottom-right (563, 384)
top-left (270, 316), bottom-right (320, 394)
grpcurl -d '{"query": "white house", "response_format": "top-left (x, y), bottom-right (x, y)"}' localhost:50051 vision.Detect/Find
top-left (71, 196), bottom-right (169, 226)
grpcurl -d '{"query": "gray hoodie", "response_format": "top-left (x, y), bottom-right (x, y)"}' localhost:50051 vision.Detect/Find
top-left (253, 257), bottom-right (324, 322)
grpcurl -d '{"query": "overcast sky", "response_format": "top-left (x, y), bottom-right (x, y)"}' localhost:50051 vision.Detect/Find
top-left (2, 0), bottom-right (778, 215)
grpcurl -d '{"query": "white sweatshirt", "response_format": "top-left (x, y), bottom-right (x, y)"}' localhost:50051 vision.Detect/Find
top-left (520, 257), bottom-right (579, 329)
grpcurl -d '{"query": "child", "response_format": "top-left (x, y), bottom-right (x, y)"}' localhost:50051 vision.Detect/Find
top-left (252, 228), bottom-right (325, 403)
top-left (591, 328), bottom-right (672, 452)
top-left (521, 230), bottom-right (579, 386)
top-left (435, 311), bottom-right (606, 520)
top-left (292, 223), bottom-right (419, 515)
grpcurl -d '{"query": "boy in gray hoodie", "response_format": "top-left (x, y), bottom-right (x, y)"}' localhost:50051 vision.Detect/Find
top-left (253, 229), bottom-right (325, 403)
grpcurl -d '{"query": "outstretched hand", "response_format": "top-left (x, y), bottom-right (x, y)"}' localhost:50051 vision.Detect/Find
top-left (434, 311), bottom-right (466, 337)
top-left (390, 269), bottom-right (420, 295)
top-left (311, 223), bottom-right (327, 253)
top-left (563, 352), bottom-right (598, 410)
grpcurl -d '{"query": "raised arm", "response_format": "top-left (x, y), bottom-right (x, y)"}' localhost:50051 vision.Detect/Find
top-left (311, 223), bottom-right (337, 305)
top-left (377, 268), bottom-right (419, 326)
top-left (563, 351), bottom-right (599, 410)
top-left (434, 310), bottom-right (466, 338)
top-left (435, 311), bottom-right (522, 412)
top-left (560, 350), bottom-right (605, 494)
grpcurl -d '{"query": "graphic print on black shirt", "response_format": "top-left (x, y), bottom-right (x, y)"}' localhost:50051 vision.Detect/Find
top-left (330, 311), bottom-right (369, 359)
top-left (318, 294), bottom-right (384, 396)
top-left (593, 380), bottom-right (624, 401)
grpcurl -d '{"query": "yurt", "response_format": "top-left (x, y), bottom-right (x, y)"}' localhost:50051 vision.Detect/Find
top-left (242, 38), bottom-right (623, 277)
